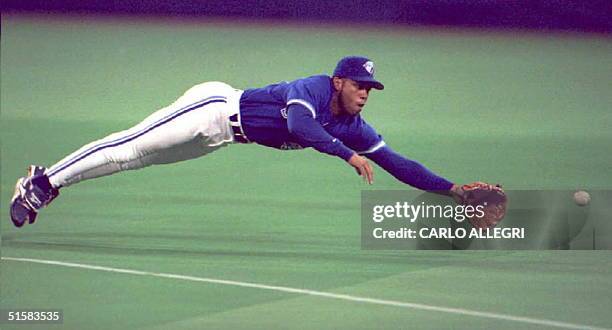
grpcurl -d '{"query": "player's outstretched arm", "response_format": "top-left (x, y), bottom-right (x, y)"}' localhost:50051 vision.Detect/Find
top-left (364, 145), bottom-right (454, 193)
top-left (365, 145), bottom-right (507, 228)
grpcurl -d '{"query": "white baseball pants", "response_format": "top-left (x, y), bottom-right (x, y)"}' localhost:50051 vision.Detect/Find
top-left (46, 81), bottom-right (242, 188)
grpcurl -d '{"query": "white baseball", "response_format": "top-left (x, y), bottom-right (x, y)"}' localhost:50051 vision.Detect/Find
top-left (573, 190), bottom-right (591, 206)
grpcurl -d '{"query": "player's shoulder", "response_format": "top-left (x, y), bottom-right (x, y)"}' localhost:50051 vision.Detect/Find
top-left (300, 74), bottom-right (331, 83)
top-left (289, 75), bottom-right (332, 91)
top-left (286, 74), bottom-right (333, 107)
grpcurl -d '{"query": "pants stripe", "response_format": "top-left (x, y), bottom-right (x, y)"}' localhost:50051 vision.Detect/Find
top-left (47, 96), bottom-right (227, 178)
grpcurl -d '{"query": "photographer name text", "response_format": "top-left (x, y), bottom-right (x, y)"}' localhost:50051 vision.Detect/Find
top-left (372, 227), bottom-right (524, 239)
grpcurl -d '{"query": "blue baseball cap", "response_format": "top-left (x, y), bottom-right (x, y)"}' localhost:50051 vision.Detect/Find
top-left (333, 56), bottom-right (384, 90)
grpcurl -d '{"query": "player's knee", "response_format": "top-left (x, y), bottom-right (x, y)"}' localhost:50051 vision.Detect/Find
top-left (101, 145), bottom-right (140, 164)
top-left (118, 157), bottom-right (148, 171)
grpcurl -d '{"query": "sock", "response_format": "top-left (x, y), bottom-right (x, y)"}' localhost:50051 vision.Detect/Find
top-left (31, 174), bottom-right (56, 192)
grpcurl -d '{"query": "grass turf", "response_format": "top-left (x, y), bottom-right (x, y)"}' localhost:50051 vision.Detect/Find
top-left (1, 15), bottom-right (612, 329)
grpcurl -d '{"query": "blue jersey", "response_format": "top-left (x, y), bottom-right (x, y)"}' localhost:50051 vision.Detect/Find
top-left (239, 75), bottom-right (384, 157)
top-left (238, 74), bottom-right (454, 191)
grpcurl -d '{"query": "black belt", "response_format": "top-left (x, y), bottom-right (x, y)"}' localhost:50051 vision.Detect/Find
top-left (229, 113), bottom-right (251, 144)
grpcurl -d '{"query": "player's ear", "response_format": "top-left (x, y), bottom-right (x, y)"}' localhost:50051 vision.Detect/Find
top-left (332, 77), bottom-right (343, 91)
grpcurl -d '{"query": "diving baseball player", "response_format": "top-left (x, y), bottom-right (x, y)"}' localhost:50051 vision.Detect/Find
top-left (10, 56), bottom-right (506, 228)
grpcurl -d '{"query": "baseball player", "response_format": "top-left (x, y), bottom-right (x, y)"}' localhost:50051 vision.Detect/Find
top-left (10, 56), bottom-right (505, 228)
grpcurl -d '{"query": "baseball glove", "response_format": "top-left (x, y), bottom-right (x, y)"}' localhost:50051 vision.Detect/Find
top-left (455, 182), bottom-right (507, 229)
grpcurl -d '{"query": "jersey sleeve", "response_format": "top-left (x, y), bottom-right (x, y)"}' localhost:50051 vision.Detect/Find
top-left (286, 105), bottom-right (355, 161)
top-left (285, 78), bottom-right (323, 119)
top-left (344, 119), bottom-right (387, 155)
top-left (366, 145), bottom-right (454, 191)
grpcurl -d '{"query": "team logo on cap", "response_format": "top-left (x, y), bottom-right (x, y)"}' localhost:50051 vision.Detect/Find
top-left (363, 61), bottom-right (375, 76)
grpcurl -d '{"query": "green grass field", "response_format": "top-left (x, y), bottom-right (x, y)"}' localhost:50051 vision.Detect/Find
top-left (2, 15), bottom-right (612, 329)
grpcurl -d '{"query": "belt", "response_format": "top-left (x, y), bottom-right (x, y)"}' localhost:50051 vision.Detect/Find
top-left (229, 113), bottom-right (251, 144)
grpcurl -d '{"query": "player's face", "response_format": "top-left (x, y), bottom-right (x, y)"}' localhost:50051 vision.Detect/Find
top-left (338, 79), bottom-right (371, 116)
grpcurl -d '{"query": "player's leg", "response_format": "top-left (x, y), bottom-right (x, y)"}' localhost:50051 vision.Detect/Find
top-left (10, 81), bottom-right (239, 227)
top-left (46, 83), bottom-right (235, 187)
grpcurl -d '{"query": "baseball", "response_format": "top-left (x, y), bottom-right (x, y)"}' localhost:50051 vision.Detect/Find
top-left (573, 190), bottom-right (591, 206)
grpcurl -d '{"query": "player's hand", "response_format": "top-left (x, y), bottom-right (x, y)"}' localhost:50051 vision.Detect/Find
top-left (449, 184), bottom-right (464, 204)
top-left (348, 153), bottom-right (373, 185)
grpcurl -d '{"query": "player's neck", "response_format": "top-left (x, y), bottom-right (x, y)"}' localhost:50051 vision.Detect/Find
top-left (330, 92), bottom-right (342, 116)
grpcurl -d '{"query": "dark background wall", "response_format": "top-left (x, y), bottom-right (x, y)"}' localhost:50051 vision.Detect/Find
top-left (2, 0), bottom-right (612, 33)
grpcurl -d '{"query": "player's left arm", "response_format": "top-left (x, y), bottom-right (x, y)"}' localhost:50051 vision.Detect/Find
top-left (352, 119), bottom-right (458, 194)
top-left (356, 122), bottom-right (506, 227)
top-left (363, 145), bottom-right (456, 193)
